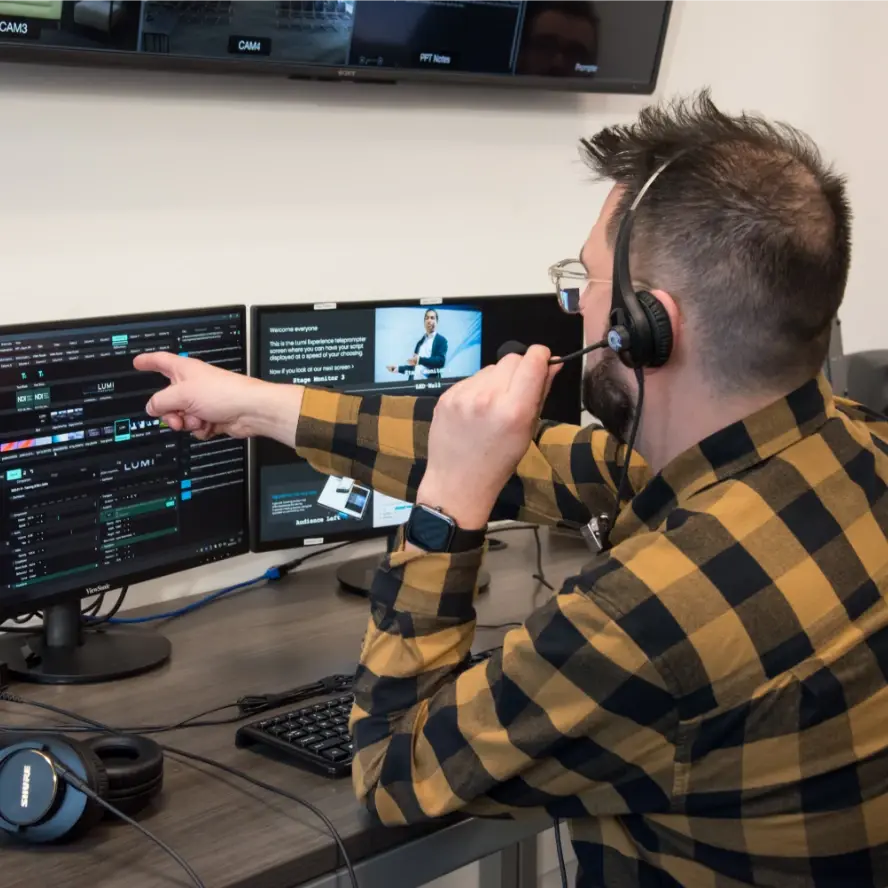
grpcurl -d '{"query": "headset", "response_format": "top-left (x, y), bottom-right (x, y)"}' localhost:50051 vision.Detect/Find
top-left (605, 152), bottom-right (682, 371)
top-left (0, 733), bottom-right (163, 843)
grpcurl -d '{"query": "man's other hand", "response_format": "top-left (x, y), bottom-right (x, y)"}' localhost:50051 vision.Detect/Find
top-left (133, 352), bottom-right (303, 447)
top-left (386, 365), bottom-right (397, 373)
top-left (416, 345), bottom-right (559, 530)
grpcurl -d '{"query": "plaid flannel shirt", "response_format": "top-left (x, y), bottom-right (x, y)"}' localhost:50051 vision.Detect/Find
top-left (294, 372), bottom-right (888, 887)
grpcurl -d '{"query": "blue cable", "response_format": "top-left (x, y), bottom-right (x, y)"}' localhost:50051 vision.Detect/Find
top-left (84, 568), bottom-right (280, 626)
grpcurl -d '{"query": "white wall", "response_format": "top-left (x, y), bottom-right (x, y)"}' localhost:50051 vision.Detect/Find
top-left (1, 2), bottom-right (885, 881)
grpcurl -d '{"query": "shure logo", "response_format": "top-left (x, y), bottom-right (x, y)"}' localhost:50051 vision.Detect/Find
top-left (20, 764), bottom-right (31, 808)
top-left (86, 583), bottom-right (111, 594)
top-left (0, 20), bottom-right (28, 34)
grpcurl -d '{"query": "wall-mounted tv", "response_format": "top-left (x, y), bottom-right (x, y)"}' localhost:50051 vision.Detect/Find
top-left (0, 1), bottom-right (671, 94)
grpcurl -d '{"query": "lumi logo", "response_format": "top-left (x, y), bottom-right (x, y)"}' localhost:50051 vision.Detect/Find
top-left (20, 764), bottom-right (31, 808)
top-left (124, 458), bottom-right (154, 471)
top-left (97, 381), bottom-right (115, 393)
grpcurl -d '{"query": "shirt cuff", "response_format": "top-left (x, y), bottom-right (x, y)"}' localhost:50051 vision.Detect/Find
top-left (371, 528), bottom-right (485, 620)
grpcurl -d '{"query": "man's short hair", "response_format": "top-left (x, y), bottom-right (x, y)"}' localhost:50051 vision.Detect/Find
top-left (580, 89), bottom-right (851, 392)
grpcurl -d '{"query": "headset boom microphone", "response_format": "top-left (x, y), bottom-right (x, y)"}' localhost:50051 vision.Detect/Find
top-left (496, 339), bottom-right (607, 365)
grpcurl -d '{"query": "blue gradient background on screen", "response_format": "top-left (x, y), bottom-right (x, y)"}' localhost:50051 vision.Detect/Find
top-left (374, 306), bottom-right (482, 383)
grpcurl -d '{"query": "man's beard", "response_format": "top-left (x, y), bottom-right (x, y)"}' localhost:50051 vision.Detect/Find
top-left (582, 352), bottom-right (635, 443)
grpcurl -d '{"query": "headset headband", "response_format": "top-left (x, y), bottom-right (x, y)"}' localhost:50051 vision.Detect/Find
top-left (611, 150), bottom-right (689, 361)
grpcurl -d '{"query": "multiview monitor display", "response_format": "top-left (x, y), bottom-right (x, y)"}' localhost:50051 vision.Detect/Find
top-left (0, 305), bottom-right (249, 618)
top-left (0, 1), bottom-right (671, 94)
top-left (250, 293), bottom-right (583, 552)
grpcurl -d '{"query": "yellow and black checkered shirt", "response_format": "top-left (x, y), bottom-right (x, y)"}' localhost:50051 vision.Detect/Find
top-left (295, 373), bottom-right (888, 887)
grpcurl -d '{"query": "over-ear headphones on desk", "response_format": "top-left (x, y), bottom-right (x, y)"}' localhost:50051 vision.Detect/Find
top-left (0, 733), bottom-right (163, 843)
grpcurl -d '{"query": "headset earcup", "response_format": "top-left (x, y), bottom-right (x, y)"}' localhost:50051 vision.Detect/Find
top-left (85, 735), bottom-right (163, 818)
top-left (636, 291), bottom-right (674, 368)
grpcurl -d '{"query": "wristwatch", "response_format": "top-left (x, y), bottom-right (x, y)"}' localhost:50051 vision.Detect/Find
top-left (405, 504), bottom-right (487, 553)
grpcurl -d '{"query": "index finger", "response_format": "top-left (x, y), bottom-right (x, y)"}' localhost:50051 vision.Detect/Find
top-left (506, 345), bottom-right (552, 403)
top-left (133, 351), bottom-right (186, 381)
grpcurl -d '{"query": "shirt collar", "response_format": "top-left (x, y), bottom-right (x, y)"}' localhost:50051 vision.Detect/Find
top-left (615, 373), bottom-right (836, 541)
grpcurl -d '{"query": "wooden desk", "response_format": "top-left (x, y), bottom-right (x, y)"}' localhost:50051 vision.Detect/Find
top-left (0, 530), bottom-right (589, 888)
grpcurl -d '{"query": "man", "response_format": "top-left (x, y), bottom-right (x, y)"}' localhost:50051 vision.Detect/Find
top-left (136, 92), bottom-right (888, 886)
top-left (516, 1), bottom-right (599, 78)
top-left (386, 307), bottom-right (448, 379)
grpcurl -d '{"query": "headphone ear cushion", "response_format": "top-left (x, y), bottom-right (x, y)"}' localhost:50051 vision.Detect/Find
top-left (85, 735), bottom-right (163, 818)
top-left (59, 738), bottom-right (109, 840)
top-left (636, 291), bottom-right (674, 368)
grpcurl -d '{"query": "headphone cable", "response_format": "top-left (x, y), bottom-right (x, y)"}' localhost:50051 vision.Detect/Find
top-left (554, 817), bottom-right (569, 888)
top-left (0, 691), bottom-right (359, 888)
top-left (47, 753), bottom-right (206, 888)
top-left (158, 743), bottom-right (359, 888)
top-left (603, 367), bottom-right (645, 550)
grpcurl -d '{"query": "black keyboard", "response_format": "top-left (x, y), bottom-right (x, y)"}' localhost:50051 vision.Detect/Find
top-left (234, 650), bottom-right (496, 778)
top-left (236, 692), bottom-right (356, 777)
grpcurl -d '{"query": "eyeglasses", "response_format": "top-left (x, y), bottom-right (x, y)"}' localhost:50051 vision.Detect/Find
top-left (547, 259), bottom-right (611, 314)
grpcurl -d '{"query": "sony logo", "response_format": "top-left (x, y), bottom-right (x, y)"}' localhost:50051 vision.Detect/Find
top-left (85, 582), bottom-right (111, 594)
top-left (0, 20), bottom-right (28, 34)
top-left (20, 764), bottom-right (31, 808)
top-left (337, 69), bottom-right (356, 78)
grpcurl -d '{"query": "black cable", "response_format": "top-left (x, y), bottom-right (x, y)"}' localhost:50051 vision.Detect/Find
top-left (86, 586), bottom-right (129, 626)
top-left (0, 692), bottom-right (359, 888)
top-left (554, 817), bottom-right (568, 888)
top-left (531, 526), bottom-right (555, 591)
top-left (159, 744), bottom-right (359, 888)
top-left (604, 368), bottom-right (644, 551)
top-left (49, 755), bottom-right (206, 888)
top-left (476, 622), bottom-right (522, 630)
top-left (272, 541), bottom-right (353, 579)
top-left (81, 593), bottom-right (105, 618)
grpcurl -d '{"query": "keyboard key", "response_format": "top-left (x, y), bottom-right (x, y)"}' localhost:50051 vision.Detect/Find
top-left (310, 737), bottom-right (345, 753)
top-left (296, 734), bottom-right (323, 747)
top-left (322, 748), bottom-right (349, 762)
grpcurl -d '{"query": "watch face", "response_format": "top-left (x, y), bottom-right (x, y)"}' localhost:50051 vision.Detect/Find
top-left (410, 505), bottom-right (455, 551)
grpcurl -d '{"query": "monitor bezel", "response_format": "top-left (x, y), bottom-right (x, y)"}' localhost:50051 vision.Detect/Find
top-left (0, 303), bottom-right (250, 619)
top-left (248, 293), bottom-right (575, 554)
top-left (0, 2), bottom-right (671, 96)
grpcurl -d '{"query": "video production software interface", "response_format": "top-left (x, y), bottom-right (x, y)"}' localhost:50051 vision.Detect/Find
top-left (254, 302), bottom-right (483, 546)
top-left (0, 310), bottom-right (247, 604)
top-left (0, 1), bottom-right (667, 84)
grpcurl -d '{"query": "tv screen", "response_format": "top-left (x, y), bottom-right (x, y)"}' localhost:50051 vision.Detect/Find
top-left (0, 1), bottom-right (671, 94)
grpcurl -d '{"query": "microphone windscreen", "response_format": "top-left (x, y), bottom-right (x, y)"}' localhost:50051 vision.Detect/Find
top-left (496, 340), bottom-right (529, 361)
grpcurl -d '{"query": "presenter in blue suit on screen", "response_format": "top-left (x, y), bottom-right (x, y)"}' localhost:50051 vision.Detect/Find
top-left (386, 308), bottom-right (448, 379)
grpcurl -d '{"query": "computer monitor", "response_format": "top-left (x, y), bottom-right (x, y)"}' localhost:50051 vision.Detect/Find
top-left (0, 306), bottom-right (249, 684)
top-left (250, 294), bottom-right (583, 593)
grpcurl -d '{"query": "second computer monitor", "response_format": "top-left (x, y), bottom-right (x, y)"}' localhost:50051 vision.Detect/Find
top-left (250, 294), bottom-right (582, 553)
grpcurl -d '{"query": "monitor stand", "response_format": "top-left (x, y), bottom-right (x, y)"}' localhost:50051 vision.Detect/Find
top-left (0, 601), bottom-right (171, 685)
top-left (337, 530), bottom-right (491, 597)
